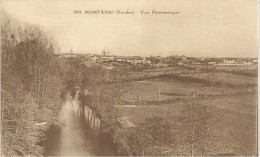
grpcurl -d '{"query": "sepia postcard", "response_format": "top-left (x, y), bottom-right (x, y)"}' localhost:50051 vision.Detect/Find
top-left (0, 0), bottom-right (258, 156)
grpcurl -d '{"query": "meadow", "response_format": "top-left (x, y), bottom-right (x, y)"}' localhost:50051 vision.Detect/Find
top-left (178, 72), bottom-right (257, 87)
top-left (117, 71), bottom-right (257, 155)
top-left (118, 94), bottom-right (257, 155)
top-left (187, 64), bottom-right (257, 71)
top-left (121, 74), bottom-right (256, 104)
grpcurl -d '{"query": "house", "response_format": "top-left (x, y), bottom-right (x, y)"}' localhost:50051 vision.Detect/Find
top-left (177, 61), bottom-right (184, 65)
top-left (126, 57), bottom-right (151, 65)
top-left (100, 56), bottom-right (115, 62)
top-left (223, 59), bottom-right (236, 64)
top-left (208, 61), bottom-right (216, 65)
top-left (180, 55), bottom-right (187, 60)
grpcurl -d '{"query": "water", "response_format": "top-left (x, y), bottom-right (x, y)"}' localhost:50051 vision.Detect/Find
top-left (43, 99), bottom-right (115, 156)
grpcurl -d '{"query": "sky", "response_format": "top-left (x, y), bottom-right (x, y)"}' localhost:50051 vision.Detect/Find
top-left (1, 0), bottom-right (258, 57)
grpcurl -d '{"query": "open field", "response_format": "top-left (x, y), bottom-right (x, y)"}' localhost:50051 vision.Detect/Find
top-left (121, 75), bottom-right (256, 104)
top-left (117, 71), bottom-right (257, 155)
top-left (178, 72), bottom-right (257, 87)
top-left (187, 64), bottom-right (257, 71)
top-left (118, 93), bottom-right (257, 155)
top-left (128, 66), bottom-right (194, 80)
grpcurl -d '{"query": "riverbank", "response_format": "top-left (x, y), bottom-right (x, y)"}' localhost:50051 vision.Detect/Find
top-left (42, 93), bottom-right (115, 156)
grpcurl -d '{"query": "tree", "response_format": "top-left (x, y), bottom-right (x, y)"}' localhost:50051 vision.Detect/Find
top-left (123, 127), bottom-right (153, 156)
top-left (177, 102), bottom-right (225, 156)
top-left (120, 116), bottom-right (172, 156)
top-left (1, 12), bottom-right (62, 156)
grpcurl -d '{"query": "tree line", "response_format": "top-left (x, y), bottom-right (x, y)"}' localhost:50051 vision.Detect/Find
top-left (1, 13), bottom-right (63, 155)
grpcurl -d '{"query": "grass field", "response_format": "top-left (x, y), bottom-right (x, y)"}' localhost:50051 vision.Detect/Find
top-left (117, 71), bottom-right (257, 155)
top-left (187, 64), bottom-right (257, 71)
top-left (121, 75), bottom-right (256, 104)
top-left (178, 72), bottom-right (257, 87)
top-left (127, 66), bottom-right (196, 81)
top-left (118, 94), bottom-right (257, 155)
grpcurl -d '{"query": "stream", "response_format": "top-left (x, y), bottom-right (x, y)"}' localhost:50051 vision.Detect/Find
top-left (43, 98), bottom-right (115, 156)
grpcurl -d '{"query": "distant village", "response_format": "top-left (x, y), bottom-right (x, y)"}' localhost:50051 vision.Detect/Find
top-left (57, 50), bottom-right (258, 70)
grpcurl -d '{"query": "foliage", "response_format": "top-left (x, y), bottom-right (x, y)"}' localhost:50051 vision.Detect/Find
top-left (118, 103), bottom-right (227, 156)
top-left (1, 13), bottom-right (62, 155)
top-left (176, 102), bottom-right (226, 156)
top-left (119, 116), bottom-right (172, 156)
